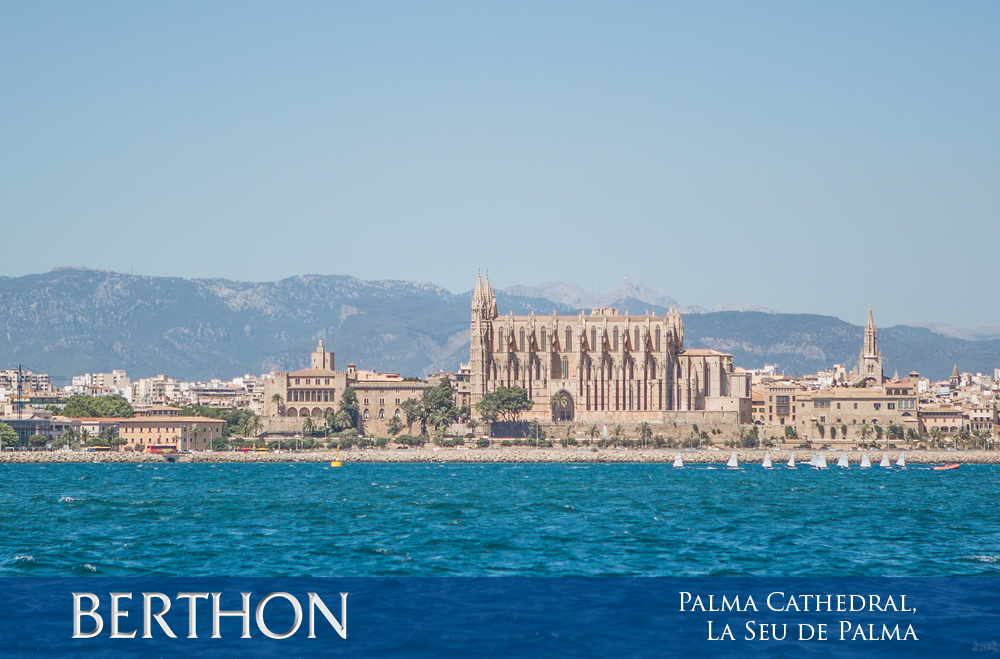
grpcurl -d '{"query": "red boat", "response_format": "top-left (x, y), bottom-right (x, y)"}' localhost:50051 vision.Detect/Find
top-left (933, 463), bottom-right (960, 471)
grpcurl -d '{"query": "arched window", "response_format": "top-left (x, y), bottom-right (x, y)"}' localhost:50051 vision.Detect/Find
top-left (519, 328), bottom-right (525, 350)
top-left (363, 409), bottom-right (370, 419)
top-left (497, 329), bottom-right (503, 347)
top-left (591, 327), bottom-right (597, 350)
top-left (565, 328), bottom-right (572, 351)
top-left (651, 361), bottom-right (656, 378)
top-left (613, 328), bottom-right (619, 352)
top-left (541, 328), bottom-right (547, 351)
top-left (378, 409), bottom-right (385, 419)
top-left (394, 409), bottom-right (401, 418)
top-left (635, 328), bottom-right (641, 350)
top-left (562, 358), bottom-right (569, 378)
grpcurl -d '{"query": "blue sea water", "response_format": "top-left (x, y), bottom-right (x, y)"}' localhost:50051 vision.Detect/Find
top-left (2, 461), bottom-right (999, 577)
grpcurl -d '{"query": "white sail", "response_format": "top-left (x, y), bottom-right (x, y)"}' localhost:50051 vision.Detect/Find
top-left (815, 452), bottom-right (828, 469)
top-left (762, 452), bottom-right (773, 469)
top-left (880, 453), bottom-right (891, 469)
top-left (673, 452), bottom-right (684, 469)
top-left (787, 452), bottom-right (796, 469)
top-left (727, 452), bottom-right (738, 469)
top-left (860, 452), bottom-right (871, 469)
top-left (896, 452), bottom-right (906, 468)
top-left (809, 452), bottom-right (818, 467)
top-left (837, 452), bottom-right (849, 469)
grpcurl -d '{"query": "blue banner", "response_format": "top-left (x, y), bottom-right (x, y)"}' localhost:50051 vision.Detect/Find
top-left (0, 577), bottom-right (995, 657)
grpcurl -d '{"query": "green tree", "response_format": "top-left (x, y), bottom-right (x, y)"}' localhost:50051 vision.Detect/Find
top-left (476, 386), bottom-right (533, 423)
top-left (400, 399), bottom-right (423, 434)
top-left (550, 390), bottom-right (570, 422)
top-left (0, 423), bottom-right (19, 448)
top-left (465, 417), bottom-right (479, 436)
top-left (637, 422), bottom-right (653, 447)
top-left (423, 378), bottom-right (458, 435)
top-left (387, 415), bottom-right (404, 438)
top-left (271, 393), bottom-right (285, 415)
top-left (829, 426), bottom-right (837, 440)
top-left (241, 413), bottom-right (263, 438)
top-left (338, 386), bottom-right (360, 429)
top-left (905, 427), bottom-right (919, 446)
top-left (62, 394), bottom-right (133, 418)
top-left (28, 433), bottom-right (48, 448)
top-left (611, 423), bottom-right (624, 443)
top-left (301, 416), bottom-right (315, 437)
top-left (858, 423), bottom-right (872, 445)
top-left (784, 425), bottom-right (798, 440)
top-left (587, 424), bottom-right (599, 447)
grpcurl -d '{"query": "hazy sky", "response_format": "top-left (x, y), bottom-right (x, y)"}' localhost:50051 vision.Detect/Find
top-left (2, 2), bottom-right (998, 327)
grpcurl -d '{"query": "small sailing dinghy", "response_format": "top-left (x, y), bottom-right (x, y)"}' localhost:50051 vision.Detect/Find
top-left (815, 452), bottom-right (828, 470)
top-left (762, 452), bottom-right (773, 469)
top-left (809, 452), bottom-right (819, 468)
top-left (896, 452), bottom-right (906, 468)
top-left (860, 452), bottom-right (871, 469)
top-left (837, 452), bottom-right (849, 469)
top-left (879, 453), bottom-right (892, 469)
top-left (786, 452), bottom-right (796, 469)
top-left (673, 452), bottom-right (684, 469)
top-left (726, 452), bottom-right (739, 469)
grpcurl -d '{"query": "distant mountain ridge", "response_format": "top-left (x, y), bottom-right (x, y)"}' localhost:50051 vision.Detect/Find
top-left (0, 268), bottom-right (997, 382)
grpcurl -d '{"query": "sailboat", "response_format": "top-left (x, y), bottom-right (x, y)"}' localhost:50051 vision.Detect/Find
top-left (762, 452), bottom-right (773, 469)
top-left (860, 452), bottom-right (871, 469)
top-left (837, 452), bottom-right (849, 469)
top-left (726, 452), bottom-right (739, 469)
top-left (896, 452), bottom-right (906, 468)
top-left (809, 452), bottom-right (819, 468)
top-left (786, 452), bottom-right (796, 469)
top-left (880, 453), bottom-right (891, 469)
top-left (673, 452), bottom-right (684, 469)
top-left (815, 452), bottom-right (828, 470)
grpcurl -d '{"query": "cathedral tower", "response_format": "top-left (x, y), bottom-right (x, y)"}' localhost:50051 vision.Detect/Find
top-left (470, 274), bottom-right (497, 399)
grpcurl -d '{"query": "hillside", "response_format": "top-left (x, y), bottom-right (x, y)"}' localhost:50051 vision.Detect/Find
top-left (0, 269), bottom-right (996, 382)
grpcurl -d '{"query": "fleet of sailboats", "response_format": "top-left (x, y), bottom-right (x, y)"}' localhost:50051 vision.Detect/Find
top-left (665, 448), bottom-right (918, 470)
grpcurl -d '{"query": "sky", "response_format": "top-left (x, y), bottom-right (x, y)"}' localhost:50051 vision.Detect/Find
top-left (1, 2), bottom-right (998, 328)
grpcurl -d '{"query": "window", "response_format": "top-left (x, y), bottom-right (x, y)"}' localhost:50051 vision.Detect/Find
top-left (498, 330), bottom-right (503, 347)
top-left (363, 398), bottom-right (369, 404)
top-left (305, 378), bottom-right (311, 384)
top-left (325, 378), bottom-right (330, 385)
top-left (873, 403), bottom-right (881, 410)
top-left (820, 416), bottom-right (826, 423)
top-left (363, 409), bottom-right (369, 419)
top-left (853, 403), bottom-right (858, 409)
top-left (541, 328), bottom-right (547, 351)
top-left (520, 329), bottom-right (525, 350)
top-left (635, 328), bottom-right (640, 349)
top-left (562, 358), bottom-right (569, 378)
top-left (379, 398), bottom-right (385, 405)
top-left (395, 398), bottom-right (400, 405)
top-left (591, 327), bottom-right (597, 350)
top-left (655, 327), bottom-right (661, 351)
top-left (295, 378), bottom-right (300, 385)
top-left (565, 328), bottom-right (572, 351)
top-left (394, 409), bottom-right (401, 418)
top-left (887, 403), bottom-right (895, 410)
top-left (379, 409), bottom-right (385, 419)
top-left (837, 402), bottom-right (841, 409)
top-left (613, 328), bottom-right (618, 351)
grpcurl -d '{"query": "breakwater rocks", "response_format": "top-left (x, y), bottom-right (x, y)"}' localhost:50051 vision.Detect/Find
top-left (1, 448), bottom-right (999, 465)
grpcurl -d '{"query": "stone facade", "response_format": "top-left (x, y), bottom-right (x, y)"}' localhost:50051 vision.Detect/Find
top-left (468, 275), bottom-right (751, 426)
top-left (263, 340), bottom-right (433, 437)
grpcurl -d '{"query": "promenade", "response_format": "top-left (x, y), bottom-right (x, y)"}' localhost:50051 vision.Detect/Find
top-left (0, 448), bottom-right (993, 464)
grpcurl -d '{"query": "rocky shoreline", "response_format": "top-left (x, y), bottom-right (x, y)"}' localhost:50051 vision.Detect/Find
top-left (0, 448), bottom-right (995, 465)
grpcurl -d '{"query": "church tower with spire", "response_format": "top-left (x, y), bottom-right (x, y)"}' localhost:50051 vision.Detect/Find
top-left (858, 306), bottom-right (884, 386)
top-left (470, 274), bottom-right (497, 398)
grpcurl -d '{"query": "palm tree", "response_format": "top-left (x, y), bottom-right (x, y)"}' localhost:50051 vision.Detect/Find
top-left (858, 423), bottom-right (872, 447)
top-left (610, 423), bottom-right (624, 444)
top-left (186, 424), bottom-right (201, 452)
top-left (928, 427), bottom-right (943, 448)
top-left (242, 413), bottom-right (263, 439)
top-left (400, 399), bottom-right (422, 434)
top-left (301, 416), bottom-right (315, 438)
top-left (587, 424), bottom-right (599, 447)
top-left (465, 418), bottom-right (479, 436)
top-left (636, 422), bottom-right (653, 448)
top-left (550, 391), bottom-right (570, 423)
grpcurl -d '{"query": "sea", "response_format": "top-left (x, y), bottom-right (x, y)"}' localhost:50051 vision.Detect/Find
top-left (2, 461), bottom-right (999, 577)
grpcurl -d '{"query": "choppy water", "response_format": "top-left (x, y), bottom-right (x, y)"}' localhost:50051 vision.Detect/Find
top-left (1, 462), bottom-right (998, 577)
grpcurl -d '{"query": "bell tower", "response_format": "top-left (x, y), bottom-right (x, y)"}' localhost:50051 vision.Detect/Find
top-left (858, 306), bottom-right (883, 386)
top-left (470, 274), bottom-right (497, 402)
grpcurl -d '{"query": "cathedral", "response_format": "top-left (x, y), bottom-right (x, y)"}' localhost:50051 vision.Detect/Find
top-left (469, 275), bottom-right (751, 425)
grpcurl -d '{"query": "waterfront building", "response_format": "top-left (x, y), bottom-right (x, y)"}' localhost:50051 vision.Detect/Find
top-left (117, 416), bottom-right (224, 452)
top-left (468, 275), bottom-right (752, 425)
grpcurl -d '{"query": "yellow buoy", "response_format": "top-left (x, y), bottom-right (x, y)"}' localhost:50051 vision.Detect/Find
top-left (331, 461), bottom-right (342, 467)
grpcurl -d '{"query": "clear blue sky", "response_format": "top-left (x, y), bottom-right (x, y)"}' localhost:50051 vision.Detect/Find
top-left (2, 2), bottom-right (998, 327)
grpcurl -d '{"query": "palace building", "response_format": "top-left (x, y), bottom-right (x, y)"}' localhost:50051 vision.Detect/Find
top-left (468, 275), bottom-right (751, 426)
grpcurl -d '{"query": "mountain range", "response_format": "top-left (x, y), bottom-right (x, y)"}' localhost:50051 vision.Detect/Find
top-left (0, 268), bottom-right (997, 383)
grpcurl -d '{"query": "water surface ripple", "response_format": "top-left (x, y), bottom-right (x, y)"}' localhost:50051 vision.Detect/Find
top-left (1, 462), bottom-right (997, 577)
